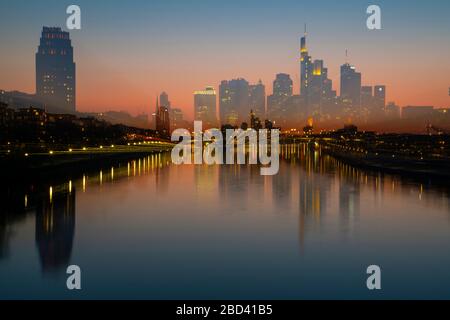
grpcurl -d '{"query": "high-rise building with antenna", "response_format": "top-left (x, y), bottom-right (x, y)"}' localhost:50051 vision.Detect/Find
top-left (300, 24), bottom-right (312, 111)
top-left (299, 25), bottom-right (336, 119)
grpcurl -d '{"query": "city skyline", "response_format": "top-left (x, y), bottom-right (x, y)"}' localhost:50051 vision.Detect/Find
top-left (0, 0), bottom-right (449, 119)
top-left (1, 1), bottom-right (450, 303)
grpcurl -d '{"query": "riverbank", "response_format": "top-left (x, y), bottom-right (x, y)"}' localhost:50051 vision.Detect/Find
top-left (0, 144), bottom-right (174, 180)
top-left (323, 148), bottom-right (450, 181)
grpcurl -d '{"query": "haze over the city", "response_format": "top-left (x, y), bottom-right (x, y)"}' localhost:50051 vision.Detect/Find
top-left (0, 0), bottom-right (449, 118)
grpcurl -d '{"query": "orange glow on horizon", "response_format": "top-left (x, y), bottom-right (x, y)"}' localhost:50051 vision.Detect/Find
top-left (1, 40), bottom-right (449, 120)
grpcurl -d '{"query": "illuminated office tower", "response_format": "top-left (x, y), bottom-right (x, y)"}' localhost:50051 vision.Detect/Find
top-left (267, 73), bottom-right (293, 121)
top-left (300, 30), bottom-right (312, 110)
top-left (155, 97), bottom-right (170, 138)
top-left (310, 60), bottom-right (324, 106)
top-left (340, 63), bottom-right (361, 112)
top-left (374, 85), bottom-right (386, 115)
top-left (361, 86), bottom-right (373, 107)
top-left (248, 80), bottom-right (266, 118)
top-left (273, 73), bottom-right (293, 97)
top-left (194, 86), bottom-right (217, 128)
top-left (361, 86), bottom-right (373, 118)
top-left (170, 108), bottom-right (184, 130)
top-left (36, 27), bottom-right (76, 113)
top-left (219, 78), bottom-right (250, 126)
top-left (309, 60), bottom-right (335, 117)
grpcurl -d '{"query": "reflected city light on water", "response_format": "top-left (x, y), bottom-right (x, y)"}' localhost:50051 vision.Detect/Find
top-left (82, 175), bottom-right (86, 192)
top-left (0, 147), bottom-right (450, 299)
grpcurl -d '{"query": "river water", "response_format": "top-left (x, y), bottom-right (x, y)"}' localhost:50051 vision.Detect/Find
top-left (1, 144), bottom-right (449, 299)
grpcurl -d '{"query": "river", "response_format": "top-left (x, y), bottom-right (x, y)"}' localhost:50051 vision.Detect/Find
top-left (1, 144), bottom-right (449, 299)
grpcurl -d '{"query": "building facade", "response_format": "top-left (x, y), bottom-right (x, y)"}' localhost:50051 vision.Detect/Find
top-left (194, 86), bottom-right (217, 128)
top-left (36, 27), bottom-right (76, 114)
top-left (267, 73), bottom-right (293, 124)
top-left (219, 78), bottom-right (265, 126)
top-left (340, 63), bottom-right (361, 115)
top-left (155, 98), bottom-right (170, 138)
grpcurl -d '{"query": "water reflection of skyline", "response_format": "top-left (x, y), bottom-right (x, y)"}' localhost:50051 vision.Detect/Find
top-left (281, 144), bottom-right (450, 249)
top-left (0, 153), bottom-right (172, 274)
top-left (35, 189), bottom-right (75, 274)
top-left (0, 145), bottom-right (450, 278)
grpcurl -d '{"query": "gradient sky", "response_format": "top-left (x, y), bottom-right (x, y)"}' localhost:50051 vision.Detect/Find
top-left (0, 0), bottom-right (449, 119)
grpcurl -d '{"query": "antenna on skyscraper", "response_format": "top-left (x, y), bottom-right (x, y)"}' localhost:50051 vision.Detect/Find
top-left (345, 49), bottom-right (348, 63)
top-left (304, 23), bottom-right (307, 36)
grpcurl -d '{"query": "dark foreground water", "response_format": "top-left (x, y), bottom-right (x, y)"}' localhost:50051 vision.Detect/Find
top-left (1, 145), bottom-right (450, 299)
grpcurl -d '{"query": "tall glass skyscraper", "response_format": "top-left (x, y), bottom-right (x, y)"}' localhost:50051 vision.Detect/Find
top-left (300, 32), bottom-right (312, 109)
top-left (159, 91), bottom-right (171, 110)
top-left (267, 73), bottom-right (293, 123)
top-left (374, 85), bottom-right (386, 114)
top-left (248, 80), bottom-right (266, 119)
top-left (36, 27), bottom-right (76, 113)
top-left (219, 78), bottom-right (249, 126)
top-left (340, 63), bottom-right (361, 111)
top-left (299, 29), bottom-right (336, 119)
top-left (194, 86), bottom-right (217, 128)
top-left (219, 79), bottom-right (265, 126)
top-left (155, 97), bottom-right (171, 138)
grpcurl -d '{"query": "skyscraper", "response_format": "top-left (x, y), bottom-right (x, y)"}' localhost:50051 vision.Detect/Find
top-left (273, 73), bottom-right (293, 98)
top-left (299, 28), bottom-right (336, 120)
top-left (248, 80), bottom-right (266, 118)
top-left (267, 73), bottom-right (293, 121)
top-left (160, 92), bottom-right (170, 110)
top-left (340, 63), bottom-right (361, 112)
top-left (309, 60), bottom-right (335, 118)
top-left (194, 86), bottom-right (217, 128)
top-left (170, 108), bottom-right (184, 130)
top-left (300, 31), bottom-right (312, 110)
top-left (360, 86), bottom-right (373, 118)
top-left (219, 78), bottom-right (251, 126)
top-left (36, 27), bottom-right (76, 113)
top-left (361, 86), bottom-right (373, 108)
top-left (309, 59), bottom-right (325, 110)
top-left (155, 97), bottom-right (170, 138)
top-left (374, 85), bottom-right (386, 115)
